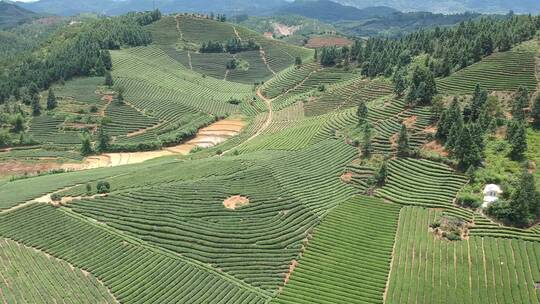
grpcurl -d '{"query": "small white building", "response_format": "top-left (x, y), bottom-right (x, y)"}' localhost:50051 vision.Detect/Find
top-left (482, 184), bottom-right (503, 208)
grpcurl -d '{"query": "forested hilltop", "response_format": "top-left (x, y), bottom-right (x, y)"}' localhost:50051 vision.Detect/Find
top-left (1, 5), bottom-right (540, 304)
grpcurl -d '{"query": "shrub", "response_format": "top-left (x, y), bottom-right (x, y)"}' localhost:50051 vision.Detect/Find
top-left (50, 193), bottom-right (62, 202)
top-left (97, 181), bottom-right (111, 194)
top-left (457, 192), bottom-right (482, 209)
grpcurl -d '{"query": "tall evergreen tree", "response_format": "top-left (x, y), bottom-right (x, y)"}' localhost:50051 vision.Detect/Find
top-left (357, 102), bottom-right (368, 125)
top-left (512, 86), bottom-right (529, 122)
top-left (376, 160), bottom-right (388, 186)
top-left (96, 125), bottom-right (111, 153)
top-left (510, 171), bottom-right (538, 227)
top-left (101, 50), bottom-right (112, 70)
top-left (436, 97), bottom-right (460, 141)
top-left (397, 124), bottom-right (410, 157)
top-left (406, 66), bottom-right (437, 105)
top-left (470, 84), bottom-right (488, 122)
top-left (105, 71), bottom-right (114, 87)
top-left (392, 68), bottom-right (408, 97)
top-left (362, 123), bottom-right (373, 157)
top-left (46, 88), bottom-right (57, 110)
top-left (445, 109), bottom-right (464, 151)
top-left (80, 134), bottom-right (93, 156)
top-left (510, 121), bottom-right (527, 160)
top-left (531, 94), bottom-right (540, 128)
top-left (31, 94), bottom-right (41, 116)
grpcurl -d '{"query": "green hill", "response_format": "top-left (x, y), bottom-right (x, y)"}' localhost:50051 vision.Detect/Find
top-left (1, 8), bottom-right (540, 304)
top-left (0, 1), bottom-right (39, 29)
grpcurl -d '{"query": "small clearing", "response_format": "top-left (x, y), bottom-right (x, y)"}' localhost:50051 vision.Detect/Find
top-left (306, 36), bottom-right (353, 48)
top-left (340, 172), bottom-right (353, 183)
top-left (421, 140), bottom-right (449, 157)
top-left (272, 23), bottom-right (300, 36)
top-left (402, 115), bottom-right (417, 128)
top-left (0, 161), bottom-right (64, 177)
top-left (223, 195), bottom-right (250, 210)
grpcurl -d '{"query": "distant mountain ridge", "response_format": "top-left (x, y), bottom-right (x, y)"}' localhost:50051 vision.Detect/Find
top-left (16, 0), bottom-right (288, 16)
top-left (335, 0), bottom-right (540, 14)
top-left (0, 1), bottom-right (39, 28)
top-left (276, 0), bottom-right (398, 21)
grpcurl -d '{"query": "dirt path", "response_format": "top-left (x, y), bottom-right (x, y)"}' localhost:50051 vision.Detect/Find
top-left (224, 69), bottom-right (229, 81)
top-left (233, 26), bottom-right (242, 41)
top-left (259, 49), bottom-right (276, 75)
top-left (99, 94), bottom-right (114, 117)
top-left (175, 14), bottom-right (183, 40)
top-left (187, 51), bottom-right (193, 70)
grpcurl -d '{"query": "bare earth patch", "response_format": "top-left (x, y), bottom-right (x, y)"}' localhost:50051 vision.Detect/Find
top-left (272, 23), bottom-right (300, 36)
top-left (422, 140), bottom-right (449, 157)
top-left (402, 116), bottom-right (417, 128)
top-left (306, 36), bottom-right (353, 48)
top-left (0, 161), bottom-right (63, 177)
top-left (340, 172), bottom-right (353, 183)
top-left (284, 259), bottom-right (299, 285)
top-left (223, 195), bottom-right (250, 210)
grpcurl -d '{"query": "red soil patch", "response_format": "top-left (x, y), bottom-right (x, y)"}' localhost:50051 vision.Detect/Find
top-left (422, 140), bottom-right (449, 157)
top-left (0, 161), bottom-right (63, 177)
top-left (223, 195), bottom-right (250, 210)
top-left (284, 259), bottom-right (298, 285)
top-left (390, 133), bottom-right (399, 150)
top-left (263, 32), bottom-right (274, 39)
top-left (423, 125), bottom-right (437, 134)
top-left (306, 37), bottom-right (353, 48)
top-left (402, 116), bottom-right (417, 129)
top-left (340, 172), bottom-right (353, 183)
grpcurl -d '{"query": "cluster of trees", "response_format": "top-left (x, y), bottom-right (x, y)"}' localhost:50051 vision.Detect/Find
top-left (200, 38), bottom-right (259, 54)
top-left (208, 13), bottom-right (227, 22)
top-left (487, 171), bottom-right (540, 228)
top-left (435, 84), bottom-right (497, 169)
top-left (357, 15), bottom-right (539, 79)
top-left (313, 15), bottom-right (539, 82)
top-left (80, 124), bottom-right (111, 156)
top-left (0, 10), bottom-right (161, 103)
top-left (435, 83), bottom-right (537, 172)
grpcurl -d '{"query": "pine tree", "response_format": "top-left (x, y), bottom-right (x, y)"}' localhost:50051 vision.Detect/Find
top-left (392, 68), bottom-right (407, 97)
top-left (376, 160), bottom-right (388, 186)
top-left (13, 114), bottom-right (24, 133)
top-left (531, 94), bottom-right (540, 128)
top-left (294, 56), bottom-right (302, 66)
top-left (510, 171), bottom-right (538, 227)
top-left (512, 86), bottom-right (529, 122)
top-left (362, 123), bottom-right (373, 157)
top-left (96, 125), bottom-right (110, 153)
top-left (101, 50), bottom-right (112, 70)
top-left (510, 121), bottom-right (527, 160)
top-left (31, 94), bottom-right (41, 116)
top-left (46, 88), bottom-right (57, 110)
top-left (80, 134), bottom-right (93, 156)
top-left (436, 97), bottom-right (460, 141)
top-left (470, 84), bottom-right (487, 122)
top-left (357, 102), bottom-right (368, 125)
top-left (104, 71), bottom-right (113, 87)
top-left (397, 124), bottom-right (410, 157)
top-left (406, 66), bottom-right (437, 105)
top-left (445, 109), bottom-right (464, 151)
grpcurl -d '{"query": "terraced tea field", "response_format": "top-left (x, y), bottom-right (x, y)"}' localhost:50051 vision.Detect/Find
top-left (386, 207), bottom-right (540, 304)
top-left (272, 196), bottom-right (400, 304)
top-left (3, 11), bottom-right (540, 304)
top-left (437, 43), bottom-right (538, 93)
top-left (0, 238), bottom-right (116, 303)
